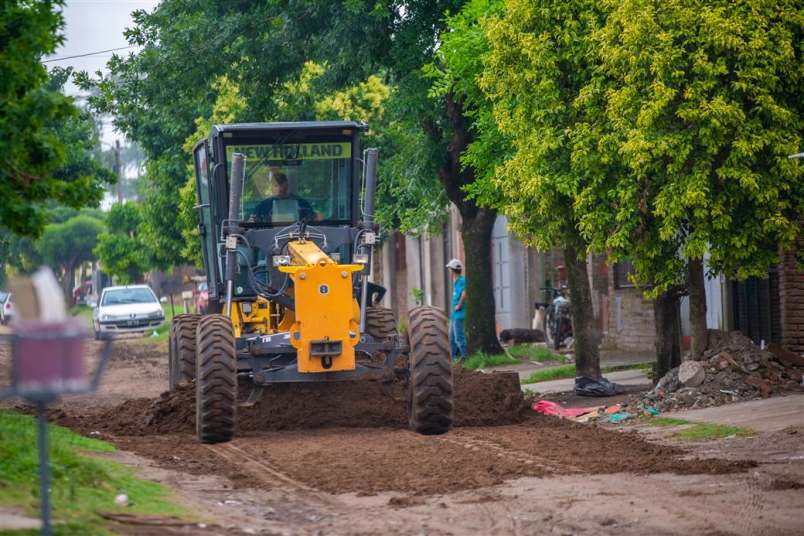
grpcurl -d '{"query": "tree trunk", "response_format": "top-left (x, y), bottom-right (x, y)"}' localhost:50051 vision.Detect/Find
top-left (654, 288), bottom-right (682, 380)
top-left (425, 91), bottom-right (502, 355)
top-left (687, 258), bottom-right (708, 360)
top-left (564, 242), bottom-right (601, 379)
top-left (61, 264), bottom-right (76, 305)
top-left (461, 208), bottom-right (503, 355)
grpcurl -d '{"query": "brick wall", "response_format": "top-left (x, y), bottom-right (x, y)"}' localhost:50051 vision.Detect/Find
top-left (604, 263), bottom-right (656, 352)
top-left (779, 235), bottom-right (804, 355)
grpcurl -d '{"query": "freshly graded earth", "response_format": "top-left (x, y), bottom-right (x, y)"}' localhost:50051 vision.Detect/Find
top-left (17, 340), bottom-right (751, 498)
top-left (3, 338), bottom-right (801, 535)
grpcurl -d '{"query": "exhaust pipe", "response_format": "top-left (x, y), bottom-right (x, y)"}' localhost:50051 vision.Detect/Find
top-left (362, 148), bottom-right (378, 228)
top-left (225, 153), bottom-right (245, 317)
top-left (359, 149), bottom-right (378, 334)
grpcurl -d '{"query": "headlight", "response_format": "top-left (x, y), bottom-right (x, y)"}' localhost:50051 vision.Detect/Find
top-left (272, 255), bottom-right (291, 267)
top-left (149, 311), bottom-right (164, 319)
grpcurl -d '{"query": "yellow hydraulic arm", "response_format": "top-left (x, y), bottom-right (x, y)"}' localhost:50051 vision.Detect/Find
top-left (279, 240), bottom-right (363, 372)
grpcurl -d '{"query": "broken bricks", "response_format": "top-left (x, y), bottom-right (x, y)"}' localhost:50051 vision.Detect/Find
top-left (635, 330), bottom-right (803, 413)
top-left (678, 361), bottom-right (705, 387)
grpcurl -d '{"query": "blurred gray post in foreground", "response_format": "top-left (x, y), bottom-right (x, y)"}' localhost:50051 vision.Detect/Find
top-left (0, 267), bottom-right (112, 536)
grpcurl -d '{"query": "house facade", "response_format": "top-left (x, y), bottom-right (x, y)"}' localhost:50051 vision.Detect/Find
top-left (374, 206), bottom-right (804, 357)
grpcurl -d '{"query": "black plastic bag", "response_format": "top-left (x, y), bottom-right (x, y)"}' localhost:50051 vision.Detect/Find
top-left (575, 376), bottom-right (625, 397)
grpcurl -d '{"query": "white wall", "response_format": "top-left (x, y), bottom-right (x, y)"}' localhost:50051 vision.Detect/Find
top-left (491, 216), bottom-right (529, 330)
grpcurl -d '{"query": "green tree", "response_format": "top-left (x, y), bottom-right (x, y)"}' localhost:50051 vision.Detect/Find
top-left (38, 215), bottom-right (105, 299)
top-left (474, 0), bottom-right (606, 377)
top-left (580, 0), bottom-right (803, 373)
top-left (0, 207), bottom-right (107, 286)
top-left (84, 1), bottom-right (504, 354)
top-left (95, 203), bottom-right (150, 284)
top-left (0, 2), bottom-right (110, 236)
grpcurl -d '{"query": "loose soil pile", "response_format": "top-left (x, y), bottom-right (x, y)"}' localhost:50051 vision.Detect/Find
top-left (56, 367), bottom-right (529, 436)
top-left (638, 330), bottom-right (804, 412)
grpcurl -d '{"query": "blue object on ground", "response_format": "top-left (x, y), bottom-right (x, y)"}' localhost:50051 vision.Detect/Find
top-left (608, 411), bottom-right (634, 423)
top-left (644, 406), bottom-right (660, 416)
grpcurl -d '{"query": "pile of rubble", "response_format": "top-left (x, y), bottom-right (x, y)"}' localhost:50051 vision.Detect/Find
top-left (638, 330), bottom-right (804, 412)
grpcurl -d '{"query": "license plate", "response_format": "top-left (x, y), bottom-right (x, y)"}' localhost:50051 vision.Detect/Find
top-left (127, 319), bottom-right (137, 326)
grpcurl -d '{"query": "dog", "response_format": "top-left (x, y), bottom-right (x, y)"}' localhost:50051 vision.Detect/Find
top-left (499, 328), bottom-right (545, 344)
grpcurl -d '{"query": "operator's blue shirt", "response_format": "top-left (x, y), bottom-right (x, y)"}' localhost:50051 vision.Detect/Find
top-left (451, 275), bottom-right (465, 320)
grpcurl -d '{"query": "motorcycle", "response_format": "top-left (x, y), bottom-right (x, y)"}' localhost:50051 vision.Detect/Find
top-left (536, 287), bottom-right (572, 350)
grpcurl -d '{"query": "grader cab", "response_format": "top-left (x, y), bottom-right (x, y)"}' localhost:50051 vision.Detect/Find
top-left (169, 121), bottom-right (453, 443)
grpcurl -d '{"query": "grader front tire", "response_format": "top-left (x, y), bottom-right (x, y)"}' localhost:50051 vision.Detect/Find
top-left (407, 306), bottom-right (454, 435)
top-left (195, 314), bottom-right (237, 444)
top-left (169, 314), bottom-right (200, 391)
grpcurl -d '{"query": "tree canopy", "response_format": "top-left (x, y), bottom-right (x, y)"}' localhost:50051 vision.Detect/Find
top-left (82, 0), bottom-right (505, 352)
top-left (579, 0), bottom-right (804, 294)
top-left (0, 2), bottom-right (111, 236)
top-left (95, 203), bottom-right (150, 284)
top-left (38, 214), bottom-right (105, 297)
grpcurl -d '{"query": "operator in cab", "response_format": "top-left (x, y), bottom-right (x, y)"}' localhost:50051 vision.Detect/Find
top-left (253, 171), bottom-right (315, 224)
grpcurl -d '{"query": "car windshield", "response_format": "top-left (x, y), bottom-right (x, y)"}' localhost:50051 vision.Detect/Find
top-left (0, 291), bottom-right (7, 303)
top-left (102, 288), bottom-right (157, 306)
top-left (225, 140), bottom-right (352, 226)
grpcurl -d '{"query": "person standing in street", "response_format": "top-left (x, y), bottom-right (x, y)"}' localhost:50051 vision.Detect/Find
top-left (447, 259), bottom-right (467, 361)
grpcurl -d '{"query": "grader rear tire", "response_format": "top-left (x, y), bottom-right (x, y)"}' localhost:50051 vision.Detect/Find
top-left (407, 306), bottom-right (453, 435)
top-left (365, 306), bottom-right (398, 340)
top-left (168, 314), bottom-right (200, 391)
top-left (195, 314), bottom-right (237, 444)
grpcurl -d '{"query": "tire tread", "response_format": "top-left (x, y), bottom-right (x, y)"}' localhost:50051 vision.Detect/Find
top-left (195, 314), bottom-right (237, 444)
top-left (408, 306), bottom-right (453, 435)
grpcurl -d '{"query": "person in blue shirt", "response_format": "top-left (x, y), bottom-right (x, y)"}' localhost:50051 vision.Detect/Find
top-left (447, 258), bottom-right (467, 360)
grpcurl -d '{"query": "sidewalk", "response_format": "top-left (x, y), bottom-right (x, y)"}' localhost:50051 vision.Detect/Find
top-left (490, 346), bottom-right (653, 385)
top-left (521, 368), bottom-right (652, 395)
top-left (664, 394), bottom-right (804, 433)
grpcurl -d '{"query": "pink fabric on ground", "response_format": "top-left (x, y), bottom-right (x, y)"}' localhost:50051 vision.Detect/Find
top-left (532, 400), bottom-right (600, 418)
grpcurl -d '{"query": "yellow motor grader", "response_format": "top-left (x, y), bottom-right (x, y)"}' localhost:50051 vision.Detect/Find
top-left (169, 121), bottom-right (453, 443)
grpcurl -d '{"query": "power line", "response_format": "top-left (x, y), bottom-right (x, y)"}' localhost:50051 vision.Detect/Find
top-left (43, 45), bottom-right (136, 63)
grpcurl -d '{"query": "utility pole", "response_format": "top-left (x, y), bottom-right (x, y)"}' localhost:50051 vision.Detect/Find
top-left (114, 139), bottom-right (123, 203)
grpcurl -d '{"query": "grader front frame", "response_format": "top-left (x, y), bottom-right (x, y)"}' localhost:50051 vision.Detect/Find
top-left (168, 121), bottom-right (454, 443)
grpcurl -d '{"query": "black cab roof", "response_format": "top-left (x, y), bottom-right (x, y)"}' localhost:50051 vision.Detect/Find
top-left (211, 121), bottom-right (367, 136)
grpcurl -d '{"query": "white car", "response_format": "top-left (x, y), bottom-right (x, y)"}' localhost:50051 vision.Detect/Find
top-left (0, 291), bottom-right (15, 325)
top-left (93, 285), bottom-right (165, 340)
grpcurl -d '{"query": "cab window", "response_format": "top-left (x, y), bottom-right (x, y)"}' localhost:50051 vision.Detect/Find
top-left (225, 140), bottom-right (352, 226)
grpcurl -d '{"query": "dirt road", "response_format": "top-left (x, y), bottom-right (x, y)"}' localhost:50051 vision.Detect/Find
top-left (2, 339), bottom-right (803, 535)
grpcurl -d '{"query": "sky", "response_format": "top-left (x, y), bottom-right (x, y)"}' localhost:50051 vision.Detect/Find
top-left (43, 0), bottom-right (162, 145)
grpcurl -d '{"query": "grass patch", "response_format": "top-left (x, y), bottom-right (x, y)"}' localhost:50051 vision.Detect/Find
top-left (68, 305), bottom-right (94, 329)
top-left (521, 365), bottom-right (577, 384)
top-left (144, 303), bottom-right (187, 344)
top-left (507, 344), bottom-right (563, 363)
top-left (606, 362), bottom-right (653, 372)
top-left (671, 422), bottom-right (754, 441)
top-left (0, 410), bottom-right (187, 534)
top-left (520, 362), bottom-right (653, 385)
top-left (462, 352), bottom-right (520, 370)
